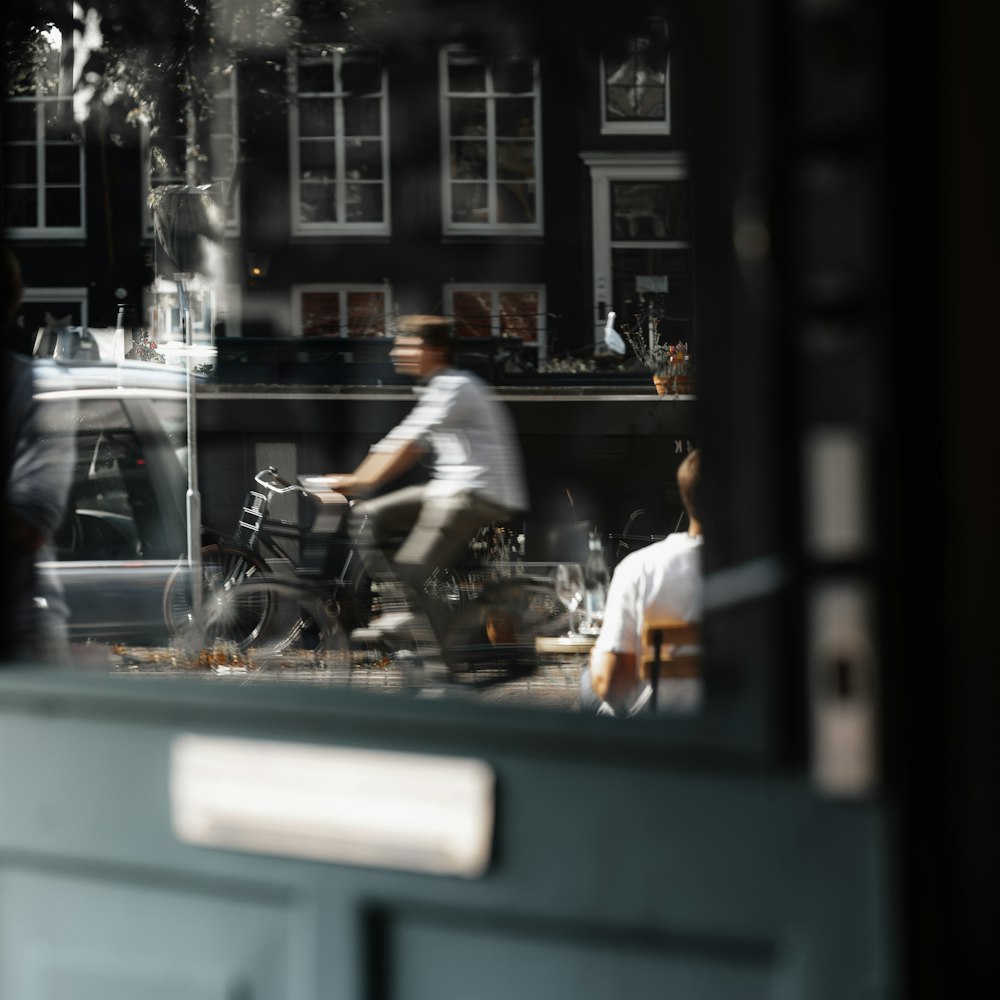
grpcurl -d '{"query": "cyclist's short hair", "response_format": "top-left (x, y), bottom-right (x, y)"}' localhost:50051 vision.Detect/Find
top-left (396, 314), bottom-right (455, 360)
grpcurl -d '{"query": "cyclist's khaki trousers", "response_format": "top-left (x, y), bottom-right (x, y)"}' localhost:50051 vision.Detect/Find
top-left (350, 485), bottom-right (510, 593)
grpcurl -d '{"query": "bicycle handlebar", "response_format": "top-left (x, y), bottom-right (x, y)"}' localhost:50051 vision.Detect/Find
top-left (255, 466), bottom-right (308, 495)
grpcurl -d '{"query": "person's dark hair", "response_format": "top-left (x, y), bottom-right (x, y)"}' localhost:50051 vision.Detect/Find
top-left (677, 448), bottom-right (700, 524)
top-left (397, 314), bottom-right (454, 361)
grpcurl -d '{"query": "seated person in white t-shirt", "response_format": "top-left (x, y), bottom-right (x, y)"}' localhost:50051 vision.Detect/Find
top-left (581, 448), bottom-right (703, 716)
top-left (322, 315), bottom-right (528, 646)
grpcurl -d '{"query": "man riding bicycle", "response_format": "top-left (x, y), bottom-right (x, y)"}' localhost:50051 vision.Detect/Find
top-left (321, 315), bottom-right (528, 650)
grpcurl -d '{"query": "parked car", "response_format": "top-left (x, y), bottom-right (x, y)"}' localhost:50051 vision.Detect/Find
top-left (32, 359), bottom-right (193, 645)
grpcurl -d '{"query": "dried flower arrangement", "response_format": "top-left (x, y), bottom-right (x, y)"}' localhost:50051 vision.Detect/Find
top-left (621, 316), bottom-right (695, 395)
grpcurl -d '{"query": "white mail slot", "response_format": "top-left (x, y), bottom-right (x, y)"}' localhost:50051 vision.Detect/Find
top-left (170, 734), bottom-right (495, 878)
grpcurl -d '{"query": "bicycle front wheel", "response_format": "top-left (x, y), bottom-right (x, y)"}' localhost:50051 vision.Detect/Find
top-left (162, 541), bottom-right (274, 650)
top-left (443, 575), bottom-right (565, 686)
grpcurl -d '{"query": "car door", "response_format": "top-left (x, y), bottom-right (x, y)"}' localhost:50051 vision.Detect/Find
top-left (38, 389), bottom-right (187, 644)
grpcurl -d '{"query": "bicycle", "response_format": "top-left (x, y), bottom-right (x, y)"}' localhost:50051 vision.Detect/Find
top-left (162, 466), bottom-right (370, 655)
top-left (163, 467), bottom-right (566, 687)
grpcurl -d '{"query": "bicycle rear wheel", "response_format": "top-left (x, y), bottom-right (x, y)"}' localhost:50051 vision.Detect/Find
top-left (162, 541), bottom-right (274, 650)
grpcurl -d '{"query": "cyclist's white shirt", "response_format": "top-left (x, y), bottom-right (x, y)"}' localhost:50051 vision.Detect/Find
top-left (370, 369), bottom-right (528, 512)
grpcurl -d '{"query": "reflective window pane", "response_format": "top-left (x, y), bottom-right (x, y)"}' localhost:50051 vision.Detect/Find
top-left (495, 98), bottom-right (534, 137)
top-left (299, 98), bottom-right (335, 137)
top-left (448, 52), bottom-right (485, 92)
top-left (346, 292), bottom-right (388, 336)
top-left (341, 53), bottom-right (382, 96)
top-left (611, 181), bottom-right (689, 240)
top-left (451, 141), bottom-right (487, 180)
top-left (449, 97), bottom-right (487, 137)
top-left (498, 183), bottom-right (535, 224)
top-left (344, 182), bottom-right (383, 222)
top-left (302, 291), bottom-right (341, 336)
top-left (345, 140), bottom-right (383, 180)
top-left (45, 146), bottom-right (80, 184)
top-left (46, 187), bottom-right (81, 226)
top-left (493, 54), bottom-right (534, 94)
top-left (451, 183), bottom-right (488, 223)
top-left (453, 291), bottom-right (493, 336)
top-left (343, 97), bottom-right (381, 136)
top-left (499, 291), bottom-right (541, 342)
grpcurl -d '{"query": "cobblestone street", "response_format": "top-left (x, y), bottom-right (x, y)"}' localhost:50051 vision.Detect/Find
top-left (104, 643), bottom-right (584, 712)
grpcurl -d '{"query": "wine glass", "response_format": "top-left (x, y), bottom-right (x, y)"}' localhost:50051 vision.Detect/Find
top-left (555, 563), bottom-right (585, 637)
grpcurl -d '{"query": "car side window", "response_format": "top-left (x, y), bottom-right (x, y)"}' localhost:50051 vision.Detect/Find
top-left (51, 400), bottom-right (150, 562)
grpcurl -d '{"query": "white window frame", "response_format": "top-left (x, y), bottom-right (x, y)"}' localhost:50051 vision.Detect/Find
top-left (444, 283), bottom-right (547, 360)
top-left (440, 47), bottom-right (543, 236)
top-left (141, 73), bottom-right (240, 240)
top-left (292, 283), bottom-right (393, 338)
top-left (289, 47), bottom-right (391, 237)
top-left (3, 91), bottom-right (86, 239)
top-left (581, 152), bottom-right (689, 348)
top-left (600, 18), bottom-right (671, 136)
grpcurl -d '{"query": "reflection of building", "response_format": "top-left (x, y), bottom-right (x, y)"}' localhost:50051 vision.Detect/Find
top-left (3, 3), bottom-right (690, 375)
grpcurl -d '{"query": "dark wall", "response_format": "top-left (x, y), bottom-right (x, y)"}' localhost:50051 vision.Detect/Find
top-left (196, 390), bottom-right (698, 564)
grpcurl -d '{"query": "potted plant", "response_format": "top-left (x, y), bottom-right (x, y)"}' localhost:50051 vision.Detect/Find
top-left (622, 318), bottom-right (695, 396)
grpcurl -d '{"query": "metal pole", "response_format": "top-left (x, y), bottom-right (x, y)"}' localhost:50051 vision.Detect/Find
top-left (177, 273), bottom-right (203, 644)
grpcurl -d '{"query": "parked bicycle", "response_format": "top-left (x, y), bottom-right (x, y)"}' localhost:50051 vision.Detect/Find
top-left (163, 466), bottom-right (565, 686)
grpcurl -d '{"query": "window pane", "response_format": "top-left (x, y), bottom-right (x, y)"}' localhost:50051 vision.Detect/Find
top-left (451, 140), bottom-right (487, 180)
top-left (344, 182), bottom-right (383, 222)
top-left (299, 98), bottom-right (335, 136)
top-left (340, 53), bottom-right (382, 96)
top-left (345, 140), bottom-right (383, 180)
top-left (299, 140), bottom-right (337, 178)
top-left (343, 97), bottom-right (381, 136)
top-left (46, 187), bottom-right (81, 226)
top-left (499, 292), bottom-right (540, 342)
top-left (45, 146), bottom-right (80, 184)
top-left (451, 183), bottom-right (489, 223)
top-left (302, 291), bottom-right (341, 336)
top-left (449, 97), bottom-right (487, 136)
top-left (497, 140), bottom-right (534, 180)
top-left (346, 292), bottom-right (387, 336)
top-left (299, 182), bottom-right (337, 223)
top-left (495, 97), bottom-right (534, 137)
top-left (453, 291), bottom-right (492, 336)
top-left (605, 33), bottom-right (669, 122)
top-left (498, 183), bottom-right (535, 223)
top-left (448, 53), bottom-right (485, 93)
top-left (4, 102), bottom-right (37, 141)
top-left (3, 145), bottom-right (37, 184)
top-left (3, 190), bottom-right (38, 227)
top-left (492, 54), bottom-right (534, 94)
top-left (611, 180), bottom-right (689, 240)
top-left (298, 58), bottom-right (334, 93)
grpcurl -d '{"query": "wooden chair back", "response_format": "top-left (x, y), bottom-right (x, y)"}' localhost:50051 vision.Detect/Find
top-left (640, 619), bottom-right (701, 709)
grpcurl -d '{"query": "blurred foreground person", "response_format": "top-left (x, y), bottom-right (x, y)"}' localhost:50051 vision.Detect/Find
top-left (1, 246), bottom-right (72, 663)
top-left (581, 448), bottom-right (703, 715)
top-left (324, 315), bottom-right (528, 650)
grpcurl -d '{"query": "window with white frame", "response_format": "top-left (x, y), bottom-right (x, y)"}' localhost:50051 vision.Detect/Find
top-left (290, 46), bottom-right (390, 235)
top-left (441, 49), bottom-right (542, 234)
top-left (445, 284), bottom-right (547, 359)
top-left (601, 17), bottom-right (671, 135)
top-left (582, 153), bottom-right (691, 350)
top-left (143, 73), bottom-right (240, 239)
top-left (293, 285), bottom-right (392, 338)
top-left (3, 34), bottom-right (85, 237)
